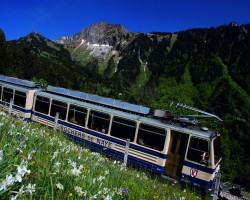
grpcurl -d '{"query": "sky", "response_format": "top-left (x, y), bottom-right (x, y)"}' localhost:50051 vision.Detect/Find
top-left (1, 0), bottom-right (250, 41)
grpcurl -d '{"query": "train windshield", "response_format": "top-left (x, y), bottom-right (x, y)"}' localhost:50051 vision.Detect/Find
top-left (187, 136), bottom-right (209, 164)
top-left (213, 137), bottom-right (222, 165)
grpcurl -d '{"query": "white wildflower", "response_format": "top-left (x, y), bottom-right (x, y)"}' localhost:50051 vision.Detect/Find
top-left (91, 152), bottom-right (100, 157)
top-left (74, 186), bottom-right (82, 192)
top-left (89, 194), bottom-right (98, 199)
top-left (65, 149), bottom-right (70, 154)
top-left (97, 175), bottom-right (105, 182)
top-left (103, 187), bottom-right (109, 194)
top-left (0, 149), bottom-right (3, 161)
top-left (83, 148), bottom-right (89, 153)
top-left (105, 170), bottom-right (109, 175)
top-left (67, 158), bottom-right (76, 167)
top-left (67, 158), bottom-right (72, 163)
top-left (104, 195), bottom-right (112, 200)
top-left (15, 173), bottom-right (22, 183)
top-left (116, 188), bottom-right (122, 195)
top-left (27, 154), bottom-right (32, 161)
top-left (0, 174), bottom-right (15, 191)
top-left (10, 195), bottom-right (19, 200)
top-left (142, 173), bottom-right (148, 180)
top-left (51, 150), bottom-right (59, 161)
top-left (120, 164), bottom-right (126, 171)
top-left (17, 165), bottom-right (31, 177)
top-left (4, 144), bottom-right (9, 148)
top-left (54, 161), bottom-right (61, 167)
top-left (25, 183), bottom-right (36, 194)
top-left (71, 164), bottom-right (83, 176)
top-left (0, 111), bottom-right (6, 116)
top-left (82, 190), bottom-right (87, 197)
top-left (56, 183), bottom-right (64, 190)
top-left (81, 175), bottom-right (86, 180)
top-left (74, 186), bottom-right (84, 196)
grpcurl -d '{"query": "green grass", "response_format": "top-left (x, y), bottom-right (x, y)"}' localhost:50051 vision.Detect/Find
top-left (0, 112), bottom-right (204, 199)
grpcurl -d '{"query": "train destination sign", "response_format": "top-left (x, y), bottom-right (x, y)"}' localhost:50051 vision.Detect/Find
top-left (60, 125), bottom-right (113, 149)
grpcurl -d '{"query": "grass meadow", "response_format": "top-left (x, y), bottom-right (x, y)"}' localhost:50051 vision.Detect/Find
top-left (0, 111), bottom-right (204, 199)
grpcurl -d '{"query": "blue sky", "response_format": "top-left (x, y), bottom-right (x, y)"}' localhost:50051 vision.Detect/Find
top-left (1, 0), bottom-right (250, 41)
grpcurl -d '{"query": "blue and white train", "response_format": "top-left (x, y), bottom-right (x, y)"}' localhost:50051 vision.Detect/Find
top-left (0, 75), bottom-right (222, 190)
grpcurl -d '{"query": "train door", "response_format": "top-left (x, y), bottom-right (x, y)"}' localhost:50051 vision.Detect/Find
top-left (165, 131), bottom-right (188, 178)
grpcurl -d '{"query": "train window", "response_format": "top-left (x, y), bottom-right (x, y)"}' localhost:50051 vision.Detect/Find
top-left (187, 137), bottom-right (209, 164)
top-left (110, 117), bottom-right (136, 141)
top-left (35, 96), bottom-right (50, 115)
top-left (2, 87), bottom-right (13, 103)
top-left (50, 100), bottom-right (67, 120)
top-left (110, 117), bottom-right (136, 142)
top-left (68, 105), bottom-right (87, 127)
top-left (213, 137), bottom-right (222, 165)
top-left (14, 91), bottom-right (26, 108)
top-left (137, 124), bottom-right (166, 151)
top-left (88, 110), bottom-right (110, 134)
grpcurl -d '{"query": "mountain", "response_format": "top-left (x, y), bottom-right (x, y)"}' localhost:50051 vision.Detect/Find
top-left (55, 22), bottom-right (132, 61)
top-left (1, 22), bottom-right (250, 189)
top-left (56, 21), bottom-right (131, 45)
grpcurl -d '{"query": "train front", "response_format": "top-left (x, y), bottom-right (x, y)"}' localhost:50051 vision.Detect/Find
top-left (181, 132), bottom-right (222, 190)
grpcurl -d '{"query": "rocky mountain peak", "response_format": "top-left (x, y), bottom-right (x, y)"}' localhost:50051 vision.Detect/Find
top-left (56, 22), bottom-right (131, 46)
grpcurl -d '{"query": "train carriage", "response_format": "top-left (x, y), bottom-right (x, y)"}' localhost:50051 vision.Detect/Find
top-left (0, 75), bottom-right (39, 120)
top-left (31, 87), bottom-right (169, 175)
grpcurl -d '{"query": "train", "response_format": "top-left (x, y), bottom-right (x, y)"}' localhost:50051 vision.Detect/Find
top-left (0, 74), bottom-right (222, 191)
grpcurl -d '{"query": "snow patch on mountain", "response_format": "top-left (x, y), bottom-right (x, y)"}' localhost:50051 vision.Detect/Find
top-left (87, 43), bottom-right (113, 59)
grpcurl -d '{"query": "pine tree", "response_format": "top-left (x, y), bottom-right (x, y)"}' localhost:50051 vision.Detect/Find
top-left (0, 29), bottom-right (8, 74)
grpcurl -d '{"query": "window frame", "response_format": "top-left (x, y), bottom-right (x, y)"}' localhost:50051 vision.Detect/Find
top-left (14, 90), bottom-right (27, 108)
top-left (186, 136), bottom-right (210, 164)
top-left (87, 109), bottom-right (111, 134)
top-left (137, 123), bottom-right (166, 151)
top-left (34, 95), bottom-right (51, 115)
top-left (110, 116), bottom-right (137, 141)
top-left (2, 87), bottom-right (14, 103)
top-left (50, 99), bottom-right (67, 120)
top-left (67, 104), bottom-right (88, 127)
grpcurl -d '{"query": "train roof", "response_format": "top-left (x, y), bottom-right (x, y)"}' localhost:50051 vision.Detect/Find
top-left (46, 86), bottom-right (151, 116)
top-left (0, 75), bottom-right (40, 88)
top-left (0, 81), bottom-right (37, 92)
top-left (36, 90), bottom-right (217, 140)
